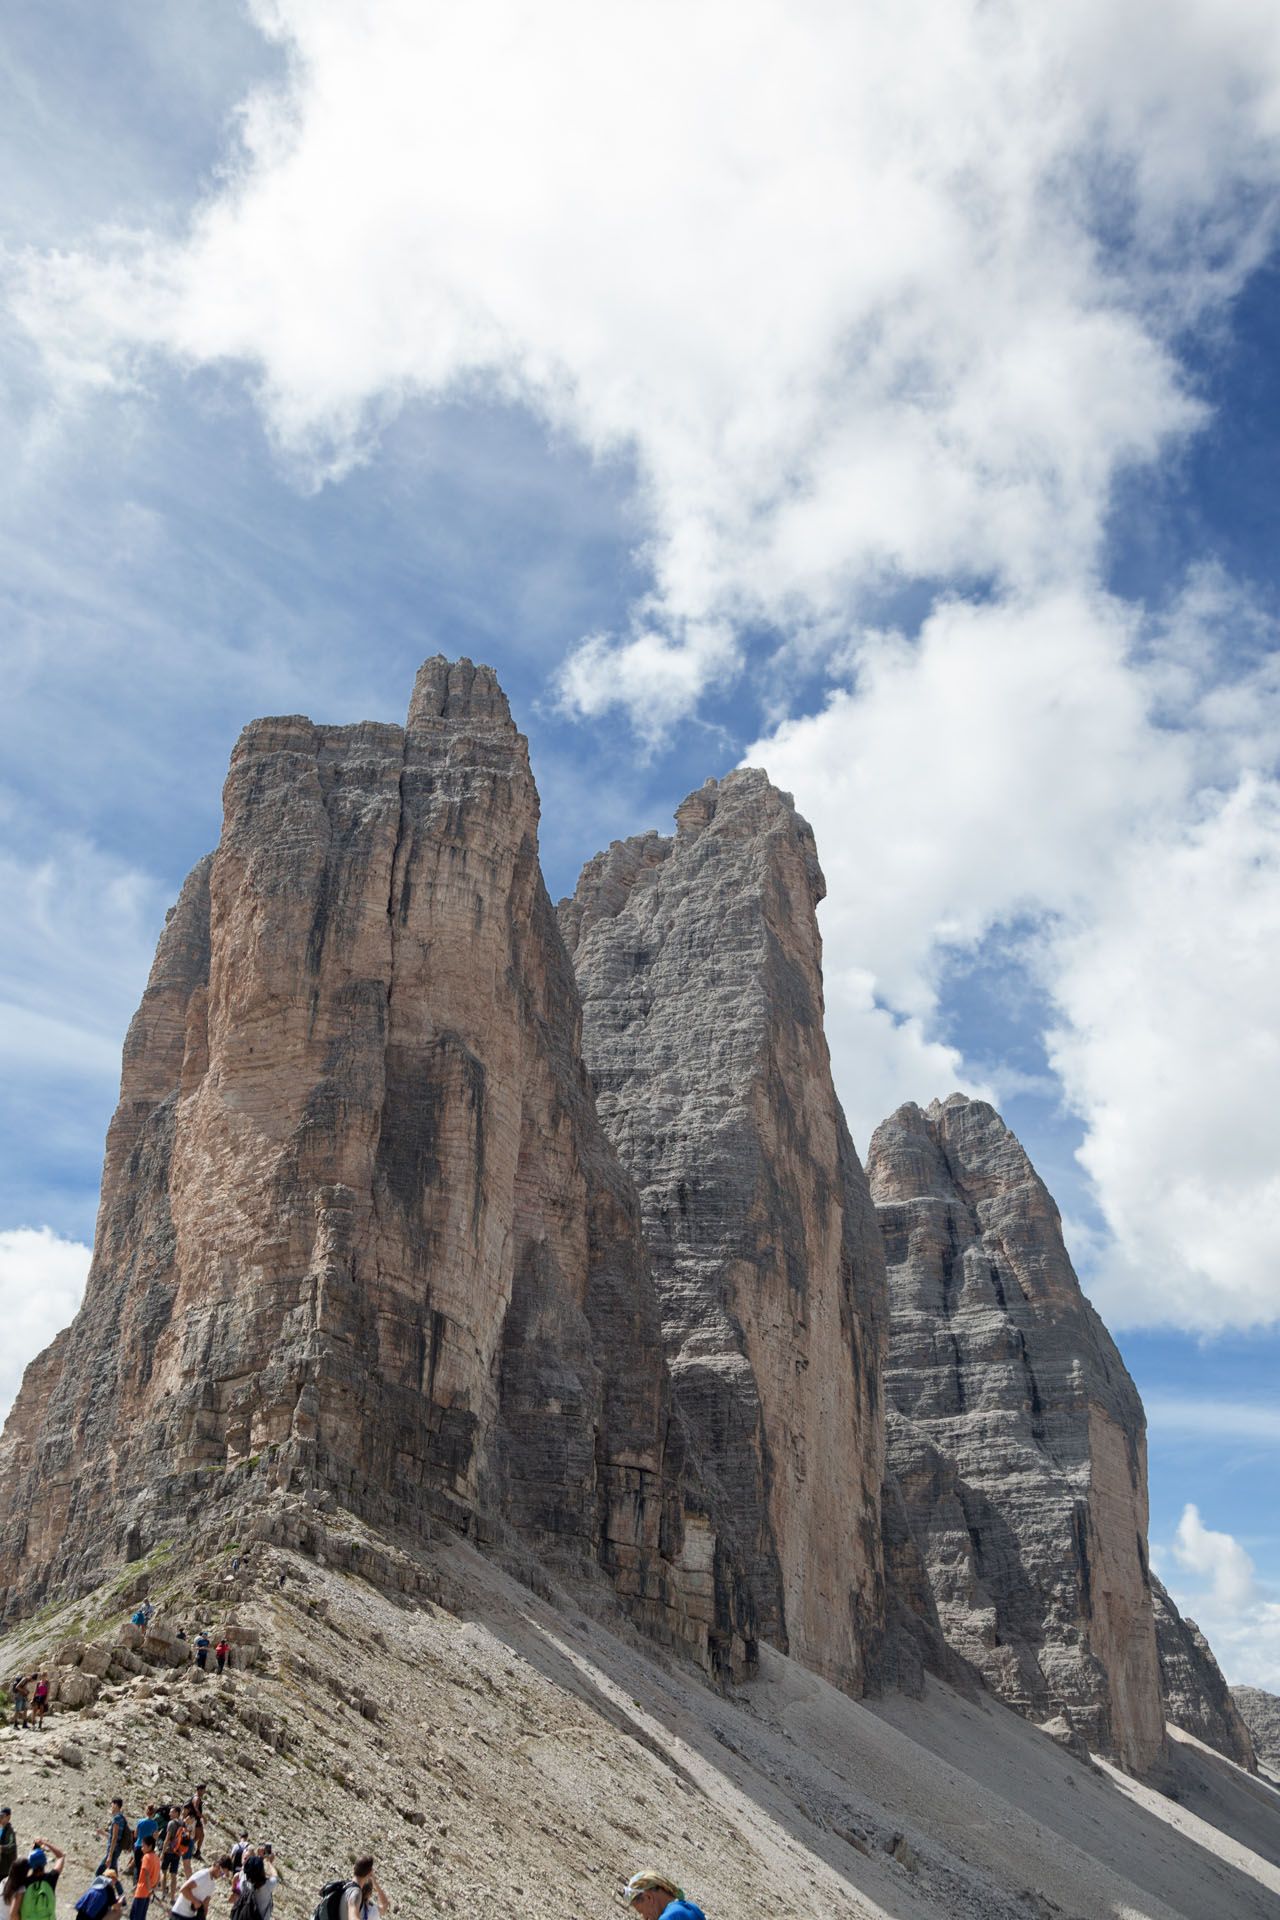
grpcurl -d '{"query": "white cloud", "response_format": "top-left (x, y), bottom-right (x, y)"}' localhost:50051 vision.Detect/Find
top-left (747, 576), bottom-right (1280, 1329)
top-left (1173, 1502), bottom-right (1257, 1609)
top-left (9, 0), bottom-right (1280, 724)
top-left (0, 1226), bottom-right (91, 1424)
top-left (1046, 777), bottom-right (1280, 1330)
top-left (0, 825), bottom-right (169, 1079)
top-left (5, 2), bottom-right (1280, 1333)
top-left (1164, 1503), bottom-right (1280, 1688)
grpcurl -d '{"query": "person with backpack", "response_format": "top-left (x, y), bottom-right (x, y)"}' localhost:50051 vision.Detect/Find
top-left (159, 1813), bottom-right (183, 1906)
top-left (230, 1858), bottom-right (271, 1920)
top-left (620, 1869), bottom-right (706, 1920)
top-left (0, 1813), bottom-right (15, 1885)
top-left (193, 1633), bottom-right (210, 1671)
top-left (9, 1676), bottom-right (33, 1731)
top-left (132, 1837), bottom-right (161, 1920)
top-left (73, 1867), bottom-right (125, 1920)
top-left (97, 1801), bottom-right (130, 1875)
top-left (171, 1857), bottom-right (232, 1920)
top-left (19, 1842), bottom-right (65, 1920)
top-left (343, 1858), bottom-right (388, 1920)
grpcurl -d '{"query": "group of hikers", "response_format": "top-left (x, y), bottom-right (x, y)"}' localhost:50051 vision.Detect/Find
top-left (0, 1801), bottom-right (703, 1920)
top-left (0, 1800), bottom-right (399, 1920)
top-left (11, 1627), bottom-right (234, 1730)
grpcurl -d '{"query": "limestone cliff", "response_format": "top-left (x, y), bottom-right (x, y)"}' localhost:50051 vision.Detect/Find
top-left (1233, 1687), bottom-right (1280, 1774)
top-left (1152, 1578), bottom-right (1256, 1768)
top-left (561, 770), bottom-right (887, 1695)
top-left (0, 660), bottom-right (753, 1676)
top-left (867, 1094), bottom-right (1165, 1773)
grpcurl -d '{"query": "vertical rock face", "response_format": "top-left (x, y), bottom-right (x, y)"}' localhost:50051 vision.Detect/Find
top-left (1232, 1688), bottom-right (1280, 1774)
top-left (867, 1094), bottom-right (1165, 1774)
top-left (1152, 1578), bottom-right (1256, 1768)
top-left (560, 770), bottom-right (887, 1695)
top-left (0, 660), bottom-right (753, 1675)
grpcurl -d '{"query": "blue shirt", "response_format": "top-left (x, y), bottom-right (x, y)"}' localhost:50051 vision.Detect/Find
top-left (660, 1904), bottom-right (705, 1920)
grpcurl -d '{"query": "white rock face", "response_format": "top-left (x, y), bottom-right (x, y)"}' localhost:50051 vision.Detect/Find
top-left (867, 1094), bottom-right (1166, 1774)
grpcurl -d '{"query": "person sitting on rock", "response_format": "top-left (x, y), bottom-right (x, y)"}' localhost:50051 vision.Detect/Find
top-left (621, 1870), bottom-right (705, 1920)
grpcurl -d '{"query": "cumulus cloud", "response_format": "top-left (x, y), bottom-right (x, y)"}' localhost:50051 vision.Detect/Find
top-left (0, 1226), bottom-right (91, 1422)
top-left (6, 2), bottom-right (1280, 1329)
top-left (10, 0), bottom-right (1280, 706)
top-left (1164, 1502), bottom-right (1280, 1687)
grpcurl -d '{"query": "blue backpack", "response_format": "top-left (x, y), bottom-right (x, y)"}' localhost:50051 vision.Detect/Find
top-left (74, 1878), bottom-right (118, 1920)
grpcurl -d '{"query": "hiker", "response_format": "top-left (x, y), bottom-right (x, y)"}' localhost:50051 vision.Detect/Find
top-left (97, 1801), bottom-right (129, 1875)
top-left (19, 1843), bottom-right (66, 1920)
top-left (30, 1675), bottom-right (50, 1728)
top-left (171, 1857), bottom-right (232, 1920)
top-left (0, 1814), bottom-right (15, 1884)
top-left (254, 1850), bottom-right (280, 1889)
top-left (234, 1858), bottom-right (272, 1920)
top-left (9, 1676), bottom-right (32, 1731)
top-left (2, 1859), bottom-right (28, 1920)
top-left (188, 1790), bottom-right (206, 1862)
top-left (228, 1839), bottom-right (249, 1878)
top-left (72, 1867), bottom-right (125, 1920)
top-left (620, 1870), bottom-right (705, 1920)
top-left (131, 1837), bottom-right (161, 1920)
top-left (193, 1633), bottom-right (210, 1671)
top-left (133, 1810), bottom-right (160, 1884)
top-left (159, 1811), bottom-right (183, 1905)
top-left (214, 1639), bottom-right (229, 1676)
top-left (343, 1858), bottom-right (388, 1920)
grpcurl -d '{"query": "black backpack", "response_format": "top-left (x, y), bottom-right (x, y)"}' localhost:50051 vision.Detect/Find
top-left (313, 1881), bottom-right (355, 1920)
top-left (229, 1889), bottom-right (258, 1920)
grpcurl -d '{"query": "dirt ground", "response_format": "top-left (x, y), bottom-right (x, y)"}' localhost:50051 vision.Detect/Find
top-left (3, 1509), bottom-right (1279, 1920)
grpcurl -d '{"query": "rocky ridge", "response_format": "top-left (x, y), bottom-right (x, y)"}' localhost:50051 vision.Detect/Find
top-left (1234, 1687), bottom-right (1280, 1777)
top-left (1152, 1576), bottom-right (1256, 1769)
top-left (867, 1095), bottom-right (1166, 1776)
top-left (0, 657), bottom-right (1258, 1794)
top-left (0, 660), bottom-right (752, 1677)
top-left (561, 771), bottom-right (888, 1696)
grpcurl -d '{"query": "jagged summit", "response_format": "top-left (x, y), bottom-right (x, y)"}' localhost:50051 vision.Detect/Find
top-left (0, 659), bottom-right (753, 1678)
top-left (0, 663), bottom-right (1256, 1793)
top-left (868, 1093), bottom-right (1166, 1773)
top-left (562, 768), bottom-right (888, 1696)
top-left (407, 654), bottom-right (514, 730)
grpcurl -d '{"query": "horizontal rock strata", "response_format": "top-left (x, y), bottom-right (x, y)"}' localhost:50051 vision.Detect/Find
top-left (1152, 1576), bottom-right (1256, 1768)
top-left (0, 660), bottom-right (754, 1676)
top-left (562, 771), bottom-right (887, 1695)
top-left (868, 1094), bottom-right (1165, 1773)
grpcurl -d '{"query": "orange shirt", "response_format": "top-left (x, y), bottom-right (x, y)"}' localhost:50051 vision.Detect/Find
top-left (137, 1854), bottom-right (161, 1901)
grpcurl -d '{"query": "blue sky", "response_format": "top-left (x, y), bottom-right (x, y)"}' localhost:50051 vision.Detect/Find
top-left (2, 1), bottom-right (1278, 1684)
